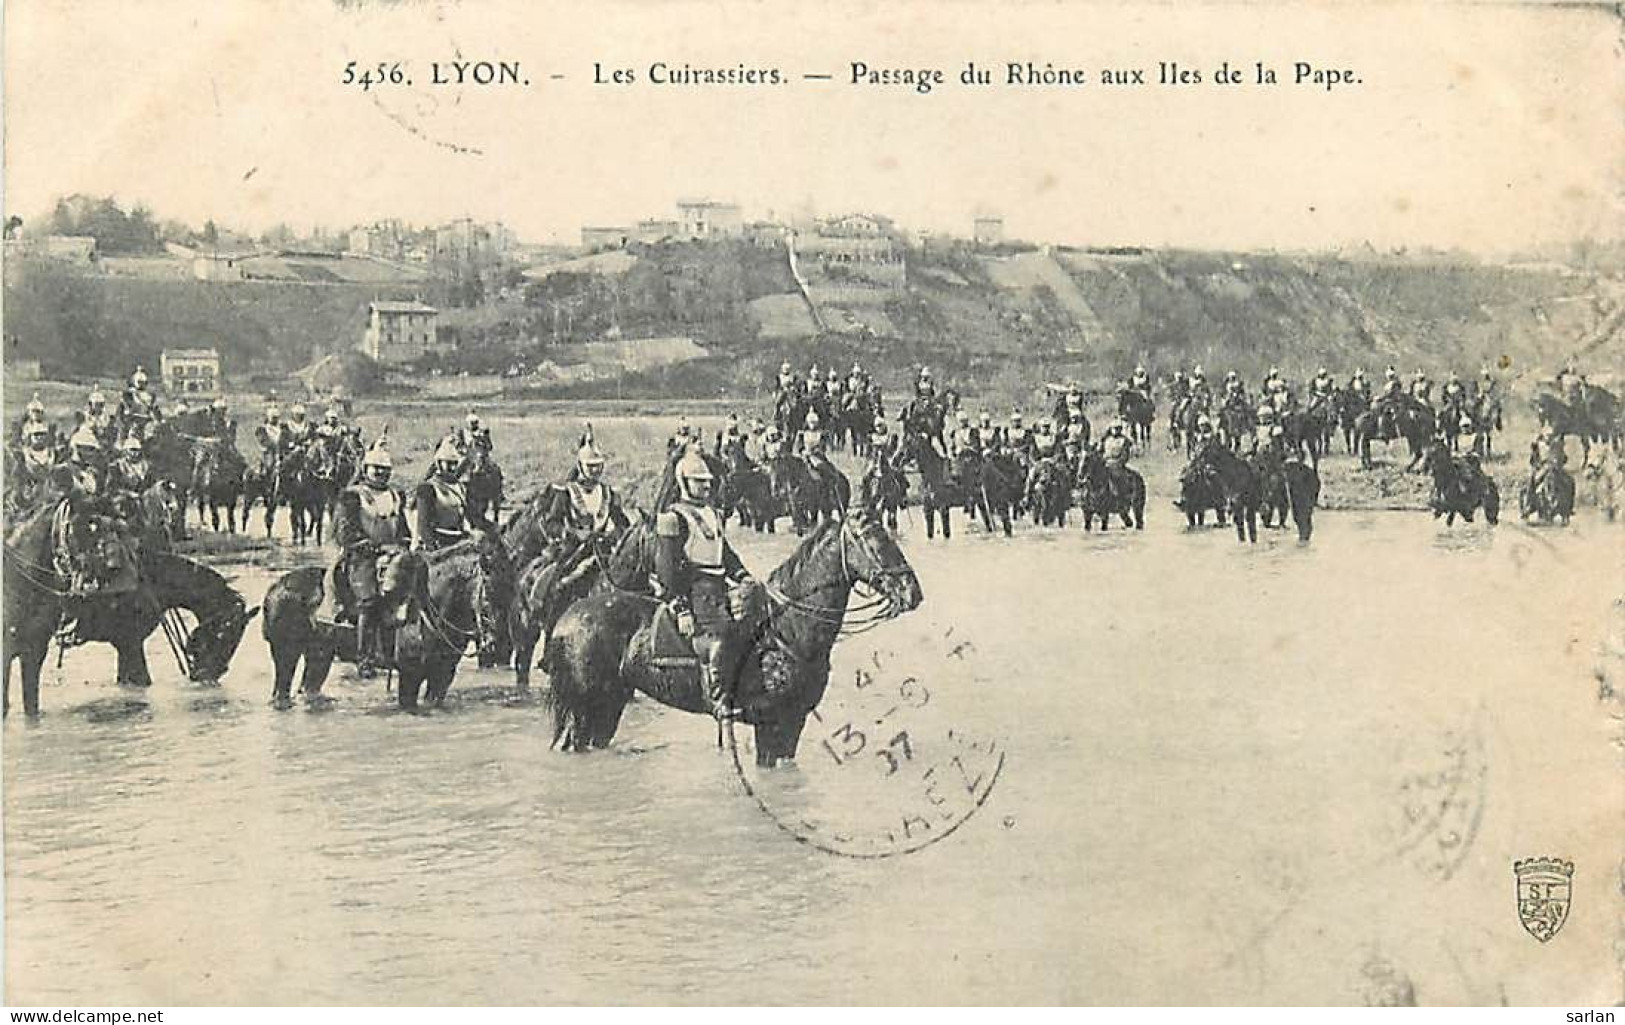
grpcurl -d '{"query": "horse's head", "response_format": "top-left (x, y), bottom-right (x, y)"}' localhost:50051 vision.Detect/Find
top-left (185, 598), bottom-right (259, 683)
top-left (837, 507), bottom-right (922, 614)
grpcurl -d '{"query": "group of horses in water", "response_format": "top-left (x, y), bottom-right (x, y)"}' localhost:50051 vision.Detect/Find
top-left (6, 373), bottom-right (1619, 750)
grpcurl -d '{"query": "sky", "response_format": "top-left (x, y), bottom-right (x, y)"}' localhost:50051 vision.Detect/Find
top-left (5, 0), bottom-right (1622, 252)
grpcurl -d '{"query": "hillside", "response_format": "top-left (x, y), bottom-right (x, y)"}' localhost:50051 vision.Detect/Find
top-left (3, 260), bottom-right (425, 379)
top-left (6, 241), bottom-right (1619, 403)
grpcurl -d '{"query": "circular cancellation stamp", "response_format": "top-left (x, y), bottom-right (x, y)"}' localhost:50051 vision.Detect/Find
top-left (725, 627), bottom-right (1005, 859)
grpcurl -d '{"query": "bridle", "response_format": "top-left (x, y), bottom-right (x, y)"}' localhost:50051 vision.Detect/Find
top-left (760, 516), bottom-right (911, 638)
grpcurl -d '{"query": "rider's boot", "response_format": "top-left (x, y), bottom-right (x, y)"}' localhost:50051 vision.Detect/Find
top-left (356, 606), bottom-right (377, 679)
top-left (699, 639), bottom-right (742, 721)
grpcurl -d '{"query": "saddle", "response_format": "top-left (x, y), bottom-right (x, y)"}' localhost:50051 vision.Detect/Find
top-left (647, 604), bottom-right (700, 669)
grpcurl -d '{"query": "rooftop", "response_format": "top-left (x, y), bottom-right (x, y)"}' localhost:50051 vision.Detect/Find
top-left (369, 300), bottom-right (437, 314)
top-left (161, 347), bottom-right (220, 359)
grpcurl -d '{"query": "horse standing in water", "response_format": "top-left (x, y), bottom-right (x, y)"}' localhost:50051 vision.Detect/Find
top-left (1074, 446), bottom-right (1146, 531)
top-left (259, 536), bottom-right (511, 710)
top-left (904, 434), bottom-right (960, 539)
top-left (191, 438), bottom-right (246, 533)
top-left (4, 502), bottom-right (257, 716)
top-left (544, 508), bottom-right (923, 765)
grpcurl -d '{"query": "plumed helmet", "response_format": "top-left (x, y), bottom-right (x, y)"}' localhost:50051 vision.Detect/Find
top-left (173, 402), bottom-right (190, 417)
top-left (872, 420), bottom-right (888, 434)
top-left (918, 366), bottom-right (932, 380)
top-left (1354, 369), bottom-right (1366, 379)
top-left (1135, 364), bottom-right (1146, 374)
top-left (677, 448), bottom-right (713, 481)
top-left (1226, 370), bottom-right (1238, 381)
top-left (577, 442), bottom-right (606, 467)
top-left (132, 367), bottom-right (148, 385)
top-left (1192, 365), bottom-right (1205, 377)
top-left (291, 403), bottom-right (307, 418)
top-left (434, 438), bottom-right (463, 464)
top-left (827, 369), bottom-right (839, 380)
top-left (1196, 414), bottom-right (1212, 429)
top-left (1268, 366), bottom-right (1279, 377)
top-left (805, 410), bottom-right (821, 428)
top-left (1010, 412), bottom-right (1023, 425)
top-left (851, 362), bottom-right (862, 374)
top-left (23, 419), bottom-right (48, 438)
top-left (120, 434), bottom-right (143, 453)
top-left (1039, 416), bottom-right (1054, 429)
top-left (726, 413), bottom-right (739, 425)
top-left (1109, 419), bottom-right (1126, 433)
top-left (956, 410), bottom-right (969, 423)
top-left (70, 425), bottom-right (100, 449)
top-left (266, 404), bottom-right (281, 420)
top-left (978, 412), bottom-right (991, 425)
top-left (88, 389), bottom-right (106, 406)
top-left (780, 360), bottom-right (792, 372)
top-left (1385, 365), bottom-right (1397, 377)
top-left (363, 443), bottom-right (392, 469)
top-left (26, 393), bottom-right (44, 416)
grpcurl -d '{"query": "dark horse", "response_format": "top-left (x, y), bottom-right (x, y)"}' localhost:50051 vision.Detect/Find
top-left (1254, 455), bottom-right (1321, 542)
top-left (969, 450), bottom-right (1024, 537)
top-left (504, 498), bottom-right (650, 692)
top-left (4, 502), bottom-right (257, 716)
top-left (768, 453), bottom-right (849, 534)
top-left (1074, 447), bottom-right (1146, 531)
top-left (1353, 399), bottom-right (1435, 471)
top-left (1534, 385), bottom-right (1620, 460)
top-left (1187, 445), bottom-right (1263, 542)
top-left (1027, 454), bottom-right (1072, 527)
top-left (1422, 443), bottom-right (1501, 527)
top-left (242, 450), bottom-right (288, 538)
top-left (259, 536), bottom-right (511, 709)
top-left (464, 446), bottom-right (506, 528)
top-left (1118, 389), bottom-right (1154, 447)
top-left (903, 435), bottom-right (960, 539)
top-left (1520, 463), bottom-right (1575, 526)
top-left (859, 458), bottom-right (909, 531)
top-left (544, 508), bottom-right (923, 765)
top-left (191, 438), bottom-right (246, 533)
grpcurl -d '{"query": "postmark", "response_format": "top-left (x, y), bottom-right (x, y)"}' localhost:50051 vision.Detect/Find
top-left (1383, 709), bottom-right (1488, 882)
top-left (725, 627), bottom-right (1005, 859)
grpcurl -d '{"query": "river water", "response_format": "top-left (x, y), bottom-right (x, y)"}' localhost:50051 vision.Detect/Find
top-left (5, 499), bottom-right (1622, 1004)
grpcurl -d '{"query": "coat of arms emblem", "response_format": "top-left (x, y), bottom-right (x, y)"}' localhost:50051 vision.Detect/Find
top-left (1514, 857), bottom-right (1574, 942)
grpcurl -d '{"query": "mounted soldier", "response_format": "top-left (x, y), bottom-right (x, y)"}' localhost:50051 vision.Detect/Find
top-left (948, 409), bottom-right (978, 457)
top-left (775, 360), bottom-right (796, 397)
top-left (797, 410), bottom-right (833, 476)
top-left (107, 435), bottom-right (153, 496)
top-left (1440, 371), bottom-right (1469, 415)
top-left (1556, 361), bottom-right (1583, 405)
top-left (254, 401), bottom-right (291, 476)
top-left (9, 420), bottom-right (61, 513)
top-left (1374, 367), bottom-right (1405, 435)
top-left (332, 441), bottom-right (411, 676)
top-left (201, 397), bottom-right (232, 439)
top-left (976, 411), bottom-right (999, 454)
top-left (1188, 366), bottom-right (1211, 410)
top-left (653, 448), bottom-right (762, 720)
top-left (1247, 405), bottom-right (1287, 466)
top-left (1050, 380), bottom-right (1085, 427)
top-left (759, 424), bottom-right (787, 462)
top-left (285, 404), bottom-right (317, 448)
top-left (668, 417), bottom-right (696, 457)
top-left (414, 438), bottom-right (484, 552)
top-left (1004, 412), bottom-right (1033, 462)
top-left (117, 366), bottom-right (163, 441)
top-left (1309, 368), bottom-right (1335, 407)
top-left (846, 362), bottom-right (867, 398)
top-left (14, 392), bottom-right (54, 448)
top-left (1100, 418), bottom-right (1135, 492)
top-left (869, 417), bottom-right (904, 467)
top-left (316, 406), bottom-right (346, 441)
top-left (1348, 369), bottom-right (1371, 403)
top-left (899, 369), bottom-right (946, 451)
top-left (1063, 410), bottom-right (1091, 450)
top-left (716, 413), bottom-right (747, 464)
top-left (545, 440), bottom-right (631, 547)
top-left (1168, 370), bottom-right (1190, 406)
top-left (1129, 364), bottom-right (1153, 402)
top-left (1525, 423), bottom-right (1568, 508)
top-left (456, 409), bottom-right (493, 455)
top-left (1223, 370), bottom-right (1247, 405)
top-left (1409, 370), bottom-right (1433, 406)
top-left (79, 388), bottom-right (117, 451)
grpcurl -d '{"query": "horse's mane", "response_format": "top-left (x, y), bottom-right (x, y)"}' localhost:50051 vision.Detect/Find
top-left (767, 519), bottom-right (841, 590)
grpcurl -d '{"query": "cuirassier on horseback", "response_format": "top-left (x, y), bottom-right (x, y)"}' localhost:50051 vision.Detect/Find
top-left (654, 448), bottom-right (763, 719)
top-left (332, 440), bottom-right (411, 677)
top-left (415, 438), bottom-right (488, 552)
